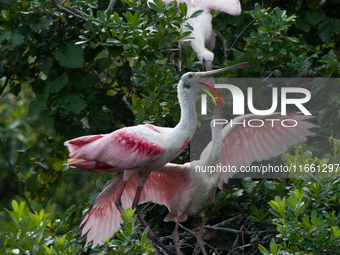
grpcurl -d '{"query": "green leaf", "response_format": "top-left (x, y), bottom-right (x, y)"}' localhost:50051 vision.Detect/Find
top-left (90, 109), bottom-right (110, 132)
top-left (287, 37), bottom-right (299, 43)
top-left (10, 30), bottom-right (24, 47)
top-left (179, 2), bottom-right (187, 17)
top-left (75, 72), bottom-right (99, 93)
top-left (295, 18), bottom-right (312, 31)
top-left (1, 9), bottom-right (10, 20)
top-left (319, 27), bottom-right (332, 43)
top-left (190, 10), bottom-right (204, 19)
top-left (97, 10), bottom-right (106, 23)
top-left (333, 18), bottom-right (340, 33)
top-left (56, 93), bottom-right (87, 114)
top-left (47, 73), bottom-right (68, 93)
top-left (28, 87), bottom-right (49, 116)
top-left (0, 30), bottom-right (11, 43)
top-left (55, 43), bottom-right (84, 68)
top-left (307, 9), bottom-right (325, 27)
top-left (29, 16), bottom-right (54, 33)
top-left (242, 177), bottom-right (256, 194)
top-left (258, 244), bottom-right (270, 255)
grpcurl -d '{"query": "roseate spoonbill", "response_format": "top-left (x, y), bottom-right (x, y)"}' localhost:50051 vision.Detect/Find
top-left (74, 110), bottom-right (316, 252)
top-left (76, 97), bottom-right (224, 252)
top-left (65, 62), bottom-right (252, 250)
top-left (148, 0), bottom-right (241, 70)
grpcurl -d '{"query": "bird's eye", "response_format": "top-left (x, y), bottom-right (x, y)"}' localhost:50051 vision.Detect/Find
top-left (188, 73), bottom-right (193, 78)
top-left (203, 58), bottom-right (206, 63)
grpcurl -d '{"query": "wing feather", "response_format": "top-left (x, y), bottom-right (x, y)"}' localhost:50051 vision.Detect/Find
top-left (65, 127), bottom-right (165, 171)
top-left (77, 164), bottom-right (189, 247)
top-left (215, 112), bottom-right (317, 188)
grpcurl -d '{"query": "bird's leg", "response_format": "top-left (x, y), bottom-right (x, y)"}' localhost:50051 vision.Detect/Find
top-left (132, 186), bottom-right (176, 255)
top-left (194, 216), bottom-right (209, 255)
top-left (173, 217), bottom-right (182, 255)
top-left (131, 185), bottom-right (153, 232)
top-left (114, 181), bottom-right (127, 214)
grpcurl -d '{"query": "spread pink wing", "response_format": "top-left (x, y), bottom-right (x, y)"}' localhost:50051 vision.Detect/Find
top-left (77, 174), bottom-right (128, 247)
top-left (191, 0), bottom-right (241, 15)
top-left (77, 164), bottom-right (188, 247)
top-left (64, 128), bottom-right (164, 172)
top-left (140, 163), bottom-right (189, 207)
top-left (215, 112), bottom-right (317, 188)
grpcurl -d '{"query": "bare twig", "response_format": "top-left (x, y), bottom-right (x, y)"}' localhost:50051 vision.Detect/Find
top-left (105, 0), bottom-right (118, 14)
top-left (226, 243), bottom-right (254, 255)
top-left (178, 223), bottom-right (219, 255)
top-left (158, 232), bottom-right (191, 242)
top-left (51, 0), bottom-right (88, 21)
top-left (226, 19), bottom-right (255, 59)
top-left (212, 214), bottom-right (243, 228)
top-left (204, 225), bottom-right (266, 235)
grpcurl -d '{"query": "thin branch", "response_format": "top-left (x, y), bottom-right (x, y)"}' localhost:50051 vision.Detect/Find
top-left (51, 0), bottom-right (88, 21)
top-left (226, 19), bottom-right (255, 59)
top-left (226, 243), bottom-right (254, 255)
top-left (178, 223), bottom-right (220, 255)
top-left (158, 232), bottom-right (191, 242)
top-left (105, 0), bottom-right (118, 14)
top-left (204, 225), bottom-right (266, 235)
top-left (207, 214), bottom-right (243, 228)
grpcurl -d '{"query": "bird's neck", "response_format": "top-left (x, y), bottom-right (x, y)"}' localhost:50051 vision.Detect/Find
top-left (172, 82), bottom-right (199, 140)
top-left (173, 94), bottom-right (198, 139)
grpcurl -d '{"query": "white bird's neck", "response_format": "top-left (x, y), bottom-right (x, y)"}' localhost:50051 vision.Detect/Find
top-left (173, 81), bottom-right (198, 139)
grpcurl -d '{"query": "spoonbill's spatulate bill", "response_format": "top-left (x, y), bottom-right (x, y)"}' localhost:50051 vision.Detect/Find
top-left (65, 62), bottom-right (252, 250)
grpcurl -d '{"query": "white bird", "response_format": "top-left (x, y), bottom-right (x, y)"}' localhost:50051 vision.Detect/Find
top-left (148, 0), bottom-right (242, 70)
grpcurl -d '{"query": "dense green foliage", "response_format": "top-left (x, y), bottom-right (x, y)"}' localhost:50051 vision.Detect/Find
top-left (1, 0), bottom-right (340, 254)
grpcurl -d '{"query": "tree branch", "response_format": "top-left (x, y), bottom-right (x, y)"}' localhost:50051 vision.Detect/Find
top-left (51, 0), bottom-right (88, 21)
top-left (178, 223), bottom-right (220, 255)
top-left (206, 214), bottom-right (243, 229)
top-left (204, 225), bottom-right (265, 235)
top-left (226, 19), bottom-right (255, 59)
top-left (105, 0), bottom-right (118, 14)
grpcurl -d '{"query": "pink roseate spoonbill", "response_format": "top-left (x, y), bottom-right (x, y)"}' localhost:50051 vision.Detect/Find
top-left (75, 97), bottom-right (225, 254)
top-left (65, 62), bottom-right (252, 249)
top-left (147, 0), bottom-right (241, 70)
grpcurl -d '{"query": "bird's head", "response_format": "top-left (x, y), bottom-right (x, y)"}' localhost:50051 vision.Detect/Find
top-left (202, 51), bottom-right (214, 71)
